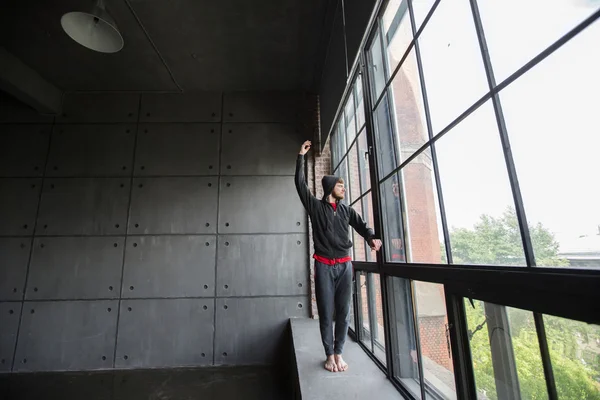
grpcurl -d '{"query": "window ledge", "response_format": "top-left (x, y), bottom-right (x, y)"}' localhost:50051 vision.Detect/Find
top-left (290, 318), bottom-right (405, 400)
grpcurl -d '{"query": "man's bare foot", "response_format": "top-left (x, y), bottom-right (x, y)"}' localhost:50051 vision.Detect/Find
top-left (324, 355), bottom-right (338, 372)
top-left (334, 354), bottom-right (348, 372)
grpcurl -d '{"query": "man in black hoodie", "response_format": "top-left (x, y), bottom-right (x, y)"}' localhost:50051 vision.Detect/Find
top-left (295, 140), bottom-right (382, 372)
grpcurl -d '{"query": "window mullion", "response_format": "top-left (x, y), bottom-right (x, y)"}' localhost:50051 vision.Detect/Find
top-left (467, 0), bottom-right (536, 268)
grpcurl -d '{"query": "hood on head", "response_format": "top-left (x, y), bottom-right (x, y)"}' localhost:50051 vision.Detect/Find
top-left (322, 175), bottom-right (340, 201)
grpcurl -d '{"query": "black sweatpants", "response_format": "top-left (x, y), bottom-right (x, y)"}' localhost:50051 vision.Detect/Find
top-left (314, 260), bottom-right (353, 356)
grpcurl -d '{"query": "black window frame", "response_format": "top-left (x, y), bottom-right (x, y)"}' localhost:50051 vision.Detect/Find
top-left (326, 0), bottom-right (600, 399)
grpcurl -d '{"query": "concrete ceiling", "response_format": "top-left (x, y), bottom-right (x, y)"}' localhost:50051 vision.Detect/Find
top-left (0, 0), bottom-right (332, 92)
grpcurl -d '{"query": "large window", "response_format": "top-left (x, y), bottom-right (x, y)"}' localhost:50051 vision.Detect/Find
top-left (328, 0), bottom-right (600, 398)
top-left (465, 299), bottom-right (600, 399)
top-left (499, 17), bottom-right (600, 269)
top-left (435, 102), bottom-right (525, 267)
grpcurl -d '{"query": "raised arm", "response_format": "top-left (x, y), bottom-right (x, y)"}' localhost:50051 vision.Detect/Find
top-left (295, 140), bottom-right (318, 214)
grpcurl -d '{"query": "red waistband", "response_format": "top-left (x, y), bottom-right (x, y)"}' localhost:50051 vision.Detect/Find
top-left (313, 254), bottom-right (352, 265)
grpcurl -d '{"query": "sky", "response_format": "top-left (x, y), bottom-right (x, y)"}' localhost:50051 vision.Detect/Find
top-left (388, 0), bottom-right (600, 253)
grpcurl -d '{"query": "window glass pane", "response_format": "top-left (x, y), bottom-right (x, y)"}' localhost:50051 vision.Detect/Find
top-left (543, 314), bottom-right (600, 399)
top-left (465, 300), bottom-right (549, 400)
top-left (362, 193), bottom-right (378, 262)
top-left (332, 122), bottom-right (344, 170)
top-left (478, 0), bottom-right (600, 83)
top-left (344, 90), bottom-right (357, 146)
top-left (357, 129), bottom-right (372, 195)
top-left (330, 132), bottom-right (339, 170)
top-left (332, 123), bottom-right (347, 172)
top-left (381, 172), bottom-right (407, 263)
top-left (414, 281), bottom-right (456, 398)
top-left (338, 158), bottom-right (349, 205)
top-left (372, 273), bottom-right (387, 365)
top-left (389, 49), bottom-right (429, 161)
top-left (338, 120), bottom-right (348, 162)
top-left (411, 0), bottom-right (437, 33)
top-left (352, 200), bottom-right (367, 262)
top-left (436, 101), bottom-right (525, 266)
top-left (359, 272), bottom-right (373, 351)
top-left (418, 0), bottom-right (488, 134)
top-left (382, 0), bottom-right (413, 75)
top-left (500, 20), bottom-right (600, 269)
top-left (373, 93), bottom-right (399, 179)
top-left (356, 74), bottom-right (366, 130)
top-left (348, 138), bottom-right (361, 204)
top-left (389, 276), bottom-right (422, 398)
top-left (368, 30), bottom-right (388, 104)
top-left (393, 147), bottom-right (446, 264)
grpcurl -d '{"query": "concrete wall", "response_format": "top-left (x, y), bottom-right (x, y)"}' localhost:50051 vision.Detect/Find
top-left (0, 91), bottom-right (315, 372)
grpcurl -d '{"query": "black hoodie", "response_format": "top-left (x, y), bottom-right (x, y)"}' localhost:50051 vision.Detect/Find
top-left (295, 154), bottom-right (375, 259)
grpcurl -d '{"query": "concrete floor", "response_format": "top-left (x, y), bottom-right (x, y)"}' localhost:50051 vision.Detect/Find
top-left (0, 366), bottom-right (289, 400)
top-left (291, 318), bottom-right (406, 400)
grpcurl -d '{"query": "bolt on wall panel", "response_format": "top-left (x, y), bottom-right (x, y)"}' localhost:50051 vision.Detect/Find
top-left (0, 302), bottom-right (22, 372)
top-left (57, 94), bottom-right (140, 123)
top-left (0, 178), bottom-right (41, 236)
top-left (36, 178), bottom-right (130, 236)
top-left (122, 236), bottom-right (216, 298)
top-left (0, 125), bottom-right (50, 177)
top-left (134, 124), bottom-right (220, 176)
top-left (214, 297), bottom-right (308, 365)
top-left (0, 238), bottom-right (31, 301)
top-left (218, 176), bottom-right (306, 234)
top-left (14, 300), bottom-right (118, 372)
top-left (216, 235), bottom-right (308, 297)
top-left (221, 124), bottom-right (302, 176)
top-left (140, 92), bottom-right (222, 122)
top-left (223, 92), bottom-right (302, 123)
top-left (26, 237), bottom-right (124, 300)
top-left (115, 299), bottom-right (214, 369)
top-left (46, 125), bottom-right (135, 177)
top-left (128, 177), bottom-right (218, 234)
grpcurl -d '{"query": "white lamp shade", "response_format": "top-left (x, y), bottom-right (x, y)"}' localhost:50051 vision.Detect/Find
top-left (61, 6), bottom-right (123, 53)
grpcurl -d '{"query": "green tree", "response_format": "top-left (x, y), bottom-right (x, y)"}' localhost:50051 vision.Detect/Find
top-left (450, 207), bottom-right (569, 267)
top-left (466, 302), bottom-right (600, 400)
top-left (453, 209), bottom-right (600, 399)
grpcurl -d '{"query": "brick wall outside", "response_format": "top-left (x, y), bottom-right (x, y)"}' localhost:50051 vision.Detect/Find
top-left (390, 66), bottom-right (451, 372)
top-left (419, 316), bottom-right (453, 371)
top-left (307, 138), bottom-right (331, 318)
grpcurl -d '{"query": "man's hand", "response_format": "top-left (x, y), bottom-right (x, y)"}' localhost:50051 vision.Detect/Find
top-left (299, 140), bottom-right (311, 155)
top-left (369, 239), bottom-right (382, 252)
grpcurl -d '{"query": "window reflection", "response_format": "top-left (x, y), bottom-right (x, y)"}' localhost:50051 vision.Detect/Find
top-left (415, 281), bottom-right (456, 399)
top-left (373, 274), bottom-right (387, 365)
top-left (382, 0), bottom-right (413, 76)
top-left (359, 272), bottom-right (373, 351)
top-left (381, 172), bottom-right (407, 263)
top-left (373, 93), bottom-right (399, 179)
top-left (368, 30), bottom-right (388, 103)
top-left (348, 140), bottom-right (361, 204)
top-left (389, 276), bottom-right (423, 398)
